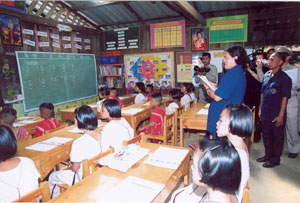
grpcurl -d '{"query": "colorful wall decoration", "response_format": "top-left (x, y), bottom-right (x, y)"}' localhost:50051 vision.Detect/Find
top-left (207, 15), bottom-right (248, 44)
top-left (150, 20), bottom-right (185, 49)
top-left (125, 52), bottom-right (174, 88)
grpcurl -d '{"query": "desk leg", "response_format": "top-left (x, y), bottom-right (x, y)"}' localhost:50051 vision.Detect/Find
top-left (184, 173), bottom-right (189, 187)
top-left (180, 119), bottom-right (184, 147)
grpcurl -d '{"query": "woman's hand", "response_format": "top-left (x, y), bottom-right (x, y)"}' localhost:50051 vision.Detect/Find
top-left (272, 115), bottom-right (284, 127)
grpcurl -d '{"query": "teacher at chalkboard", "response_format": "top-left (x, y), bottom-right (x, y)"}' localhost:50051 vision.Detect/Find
top-left (203, 46), bottom-right (248, 139)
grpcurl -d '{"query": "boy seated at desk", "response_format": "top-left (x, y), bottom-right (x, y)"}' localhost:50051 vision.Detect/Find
top-left (97, 87), bottom-right (110, 118)
top-left (109, 87), bottom-right (124, 108)
top-left (34, 103), bottom-right (61, 138)
top-left (138, 93), bottom-right (165, 143)
top-left (49, 105), bottom-right (101, 198)
top-left (146, 84), bottom-right (154, 99)
top-left (166, 89), bottom-right (181, 115)
top-left (0, 107), bottom-right (28, 140)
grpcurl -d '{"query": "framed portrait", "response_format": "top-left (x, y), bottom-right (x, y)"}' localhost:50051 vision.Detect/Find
top-left (0, 13), bottom-right (23, 47)
top-left (191, 28), bottom-right (208, 51)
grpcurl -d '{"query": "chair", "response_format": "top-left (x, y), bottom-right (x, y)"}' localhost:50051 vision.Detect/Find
top-left (244, 107), bottom-right (255, 152)
top-left (144, 112), bottom-right (175, 145)
top-left (174, 106), bottom-right (184, 145)
top-left (242, 183), bottom-right (250, 203)
top-left (82, 147), bottom-right (114, 179)
top-left (14, 181), bottom-right (50, 202)
top-left (122, 134), bottom-right (147, 146)
top-left (186, 101), bottom-right (195, 139)
top-left (44, 123), bottom-right (68, 134)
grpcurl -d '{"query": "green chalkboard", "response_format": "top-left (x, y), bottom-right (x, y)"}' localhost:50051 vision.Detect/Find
top-left (16, 52), bottom-right (97, 112)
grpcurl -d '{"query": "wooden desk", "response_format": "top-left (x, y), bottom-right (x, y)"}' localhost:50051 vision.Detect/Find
top-left (17, 122), bottom-right (106, 180)
top-left (50, 142), bottom-right (191, 203)
top-left (178, 103), bottom-right (208, 147)
top-left (60, 103), bottom-right (98, 123)
top-left (119, 95), bottom-right (136, 107)
top-left (15, 117), bottom-right (44, 136)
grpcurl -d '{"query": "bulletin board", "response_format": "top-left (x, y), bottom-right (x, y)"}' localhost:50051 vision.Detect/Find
top-left (124, 52), bottom-right (174, 88)
top-left (150, 20), bottom-right (185, 49)
top-left (207, 15), bottom-right (248, 44)
top-left (176, 52), bottom-right (193, 82)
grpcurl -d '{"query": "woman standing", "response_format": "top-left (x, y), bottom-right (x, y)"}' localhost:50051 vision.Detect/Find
top-left (204, 46), bottom-right (248, 139)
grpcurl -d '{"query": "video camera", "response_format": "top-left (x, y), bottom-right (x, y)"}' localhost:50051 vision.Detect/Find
top-left (194, 65), bottom-right (210, 76)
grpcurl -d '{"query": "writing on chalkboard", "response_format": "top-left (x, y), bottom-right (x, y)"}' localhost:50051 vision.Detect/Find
top-left (16, 52), bottom-right (97, 112)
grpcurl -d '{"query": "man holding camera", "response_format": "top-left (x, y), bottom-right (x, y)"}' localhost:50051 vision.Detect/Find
top-left (193, 53), bottom-right (218, 103)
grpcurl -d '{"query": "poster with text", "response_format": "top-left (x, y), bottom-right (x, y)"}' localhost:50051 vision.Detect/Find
top-left (176, 52), bottom-right (193, 82)
top-left (125, 52), bottom-right (174, 89)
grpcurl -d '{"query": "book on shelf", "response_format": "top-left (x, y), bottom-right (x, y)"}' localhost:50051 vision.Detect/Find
top-left (105, 77), bottom-right (122, 88)
top-left (99, 65), bottom-right (123, 76)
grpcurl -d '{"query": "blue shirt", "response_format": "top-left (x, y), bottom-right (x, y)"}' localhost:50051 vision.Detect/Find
top-left (260, 69), bottom-right (292, 121)
top-left (207, 65), bottom-right (246, 135)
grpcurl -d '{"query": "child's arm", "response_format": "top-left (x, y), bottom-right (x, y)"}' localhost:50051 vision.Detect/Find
top-left (67, 161), bottom-right (81, 172)
top-left (139, 121), bottom-right (155, 131)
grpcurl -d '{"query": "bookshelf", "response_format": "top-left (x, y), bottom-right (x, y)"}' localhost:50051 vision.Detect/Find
top-left (98, 64), bottom-right (124, 88)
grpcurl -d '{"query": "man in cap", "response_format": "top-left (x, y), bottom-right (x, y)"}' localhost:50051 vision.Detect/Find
top-left (276, 46), bottom-right (300, 158)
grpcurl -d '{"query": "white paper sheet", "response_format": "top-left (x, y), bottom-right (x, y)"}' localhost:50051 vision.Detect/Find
top-left (19, 120), bottom-right (35, 124)
top-left (285, 68), bottom-right (298, 84)
top-left (204, 103), bottom-right (210, 108)
top-left (144, 146), bottom-right (189, 170)
top-left (199, 75), bottom-right (216, 91)
top-left (42, 137), bottom-right (73, 145)
top-left (13, 123), bottom-right (25, 127)
top-left (119, 96), bottom-right (128, 100)
top-left (68, 127), bottom-right (84, 134)
top-left (99, 144), bottom-right (149, 172)
top-left (25, 143), bottom-right (57, 152)
top-left (89, 104), bottom-right (97, 108)
top-left (122, 108), bottom-right (144, 115)
top-left (143, 102), bottom-right (150, 106)
top-left (197, 108), bottom-right (209, 115)
top-left (99, 176), bottom-right (165, 203)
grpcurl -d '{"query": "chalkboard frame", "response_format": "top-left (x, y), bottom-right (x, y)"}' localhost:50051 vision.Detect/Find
top-left (16, 51), bottom-right (98, 112)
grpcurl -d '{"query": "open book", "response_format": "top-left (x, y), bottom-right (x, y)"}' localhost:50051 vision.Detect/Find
top-left (199, 75), bottom-right (216, 91)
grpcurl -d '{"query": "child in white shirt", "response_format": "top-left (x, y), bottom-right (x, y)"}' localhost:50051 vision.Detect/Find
top-left (101, 99), bottom-right (134, 151)
top-left (97, 87), bottom-right (110, 118)
top-left (134, 82), bottom-right (147, 104)
top-left (190, 84), bottom-right (196, 102)
top-left (166, 89), bottom-right (181, 115)
top-left (0, 126), bottom-right (40, 202)
top-left (49, 105), bottom-right (101, 198)
top-left (180, 83), bottom-right (192, 111)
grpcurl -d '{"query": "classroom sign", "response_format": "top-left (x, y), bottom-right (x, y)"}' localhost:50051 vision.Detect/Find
top-left (207, 15), bottom-right (248, 44)
top-left (125, 52), bottom-right (174, 88)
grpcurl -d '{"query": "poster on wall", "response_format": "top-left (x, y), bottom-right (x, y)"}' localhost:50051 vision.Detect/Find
top-left (125, 52), bottom-right (174, 89)
top-left (0, 1), bottom-right (26, 13)
top-left (0, 13), bottom-right (22, 46)
top-left (191, 28), bottom-right (208, 51)
top-left (150, 20), bottom-right (185, 49)
top-left (176, 52), bottom-right (193, 82)
top-left (207, 15), bottom-right (248, 44)
top-left (104, 26), bottom-right (139, 50)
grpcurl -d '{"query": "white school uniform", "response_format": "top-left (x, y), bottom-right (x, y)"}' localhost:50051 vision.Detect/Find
top-left (97, 99), bottom-right (106, 113)
top-left (190, 93), bottom-right (196, 102)
top-left (49, 133), bottom-right (101, 198)
top-left (236, 148), bottom-right (250, 203)
top-left (101, 118), bottom-right (134, 152)
top-left (0, 157), bottom-right (40, 202)
top-left (180, 94), bottom-right (192, 111)
top-left (134, 93), bottom-right (146, 104)
top-left (166, 102), bottom-right (179, 115)
top-left (169, 183), bottom-right (205, 203)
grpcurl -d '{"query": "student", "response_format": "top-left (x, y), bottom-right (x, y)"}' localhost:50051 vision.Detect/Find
top-left (166, 89), bottom-right (181, 115)
top-left (146, 84), bottom-right (154, 99)
top-left (109, 87), bottom-right (124, 108)
top-left (49, 105), bottom-right (101, 198)
top-left (34, 103), bottom-right (61, 138)
top-left (170, 138), bottom-right (241, 203)
top-left (0, 126), bottom-right (40, 202)
top-left (100, 99), bottom-right (133, 151)
top-left (97, 87), bottom-right (110, 118)
top-left (134, 82), bottom-right (147, 104)
top-left (217, 104), bottom-right (252, 203)
top-left (189, 83), bottom-right (196, 102)
top-left (138, 93), bottom-right (165, 141)
top-left (0, 108), bottom-right (28, 140)
top-left (180, 83), bottom-right (192, 111)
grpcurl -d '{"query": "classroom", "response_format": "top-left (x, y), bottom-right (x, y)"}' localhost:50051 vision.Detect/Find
top-left (0, 1), bottom-right (299, 203)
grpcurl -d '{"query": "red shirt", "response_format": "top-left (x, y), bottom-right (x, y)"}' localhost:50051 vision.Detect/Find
top-left (144, 106), bottom-right (165, 135)
top-left (34, 118), bottom-right (61, 138)
top-left (110, 96), bottom-right (124, 108)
